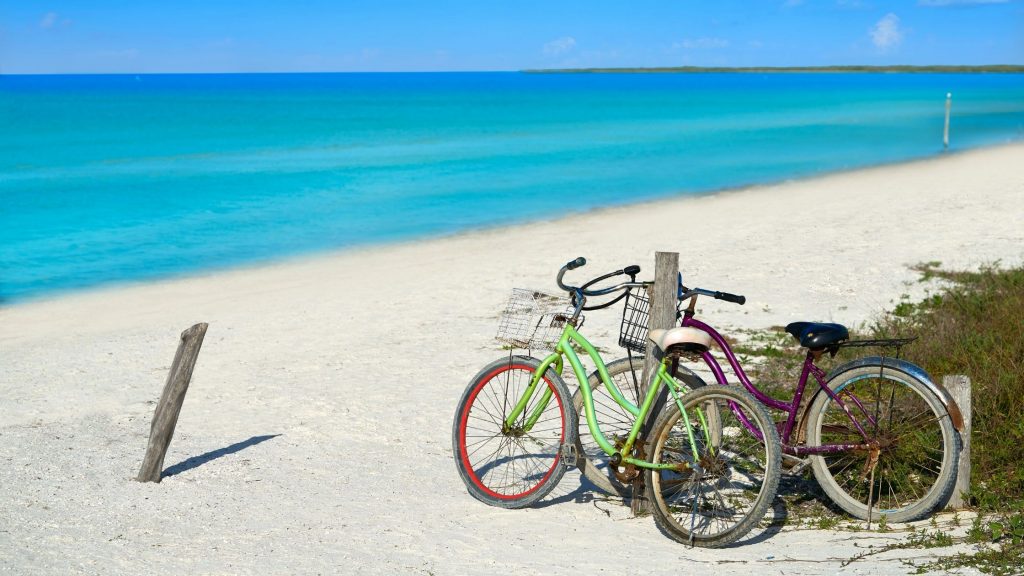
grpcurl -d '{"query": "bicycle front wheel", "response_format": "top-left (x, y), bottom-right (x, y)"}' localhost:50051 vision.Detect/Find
top-left (645, 386), bottom-right (781, 548)
top-left (805, 362), bottom-right (961, 522)
top-left (452, 355), bottom-right (577, 509)
top-left (573, 356), bottom-right (707, 497)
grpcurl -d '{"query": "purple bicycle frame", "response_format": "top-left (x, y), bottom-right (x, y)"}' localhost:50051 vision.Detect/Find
top-left (681, 317), bottom-right (878, 456)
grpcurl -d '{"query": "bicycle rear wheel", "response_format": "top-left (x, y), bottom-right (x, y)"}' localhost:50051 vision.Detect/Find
top-left (452, 355), bottom-right (577, 509)
top-left (573, 356), bottom-right (707, 496)
top-left (805, 362), bottom-right (960, 522)
top-left (645, 386), bottom-right (781, 548)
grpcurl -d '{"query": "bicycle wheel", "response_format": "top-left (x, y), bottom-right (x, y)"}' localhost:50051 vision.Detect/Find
top-left (645, 386), bottom-right (781, 548)
top-left (573, 356), bottom-right (707, 496)
top-left (805, 362), bottom-right (961, 522)
top-left (452, 355), bottom-right (577, 509)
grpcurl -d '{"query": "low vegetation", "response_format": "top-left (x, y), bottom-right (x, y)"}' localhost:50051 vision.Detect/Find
top-left (872, 263), bottom-right (1024, 574)
top-left (743, 262), bottom-right (1024, 573)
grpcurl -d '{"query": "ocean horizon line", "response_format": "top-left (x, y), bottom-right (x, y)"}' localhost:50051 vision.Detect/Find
top-left (5, 65), bottom-right (1024, 77)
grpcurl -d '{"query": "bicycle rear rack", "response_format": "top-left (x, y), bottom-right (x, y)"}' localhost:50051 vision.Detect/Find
top-left (836, 336), bottom-right (917, 358)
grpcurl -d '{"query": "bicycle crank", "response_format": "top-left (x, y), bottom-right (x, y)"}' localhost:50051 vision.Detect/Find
top-left (611, 444), bottom-right (646, 483)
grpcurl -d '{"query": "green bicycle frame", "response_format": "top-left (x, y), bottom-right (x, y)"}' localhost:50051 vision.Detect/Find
top-left (502, 322), bottom-right (707, 471)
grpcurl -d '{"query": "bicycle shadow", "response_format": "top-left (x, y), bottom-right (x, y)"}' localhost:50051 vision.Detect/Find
top-left (162, 434), bottom-right (280, 478)
top-left (533, 474), bottom-right (613, 508)
top-left (734, 473), bottom-right (845, 547)
top-left (732, 497), bottom-right (788, 547)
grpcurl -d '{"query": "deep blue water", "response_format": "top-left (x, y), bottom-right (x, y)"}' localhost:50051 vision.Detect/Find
top-left (2, 72), bottom-right (1023, 302)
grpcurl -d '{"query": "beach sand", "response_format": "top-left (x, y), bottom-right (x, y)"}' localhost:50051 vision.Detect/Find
top-left (2, 143), bottom-right (1022, 574)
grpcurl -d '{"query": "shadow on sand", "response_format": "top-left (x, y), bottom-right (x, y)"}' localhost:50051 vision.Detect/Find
top-left (162, 434), bottom-right (280, 478)
top-left (533, 474), bottom-right (612, 508)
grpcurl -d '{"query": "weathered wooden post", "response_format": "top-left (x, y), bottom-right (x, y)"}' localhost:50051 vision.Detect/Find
top-left (943, 92), bottom-right (952, 150)
top-left (137, 322), bottom-right (209, 483)
top-left (944, 374), bottom-right (971, 509)
top-left (632, 251), bottom-right (679, 514)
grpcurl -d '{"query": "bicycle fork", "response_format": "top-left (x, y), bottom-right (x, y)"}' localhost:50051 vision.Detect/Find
top-left (499, 354), bottom-right (579, 467)
top-left (502, 354), bottom-right (564, 435)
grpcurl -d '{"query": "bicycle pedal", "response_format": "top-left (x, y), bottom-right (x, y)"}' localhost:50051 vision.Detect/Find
top-left (559, 443), bottom-right (578, 468)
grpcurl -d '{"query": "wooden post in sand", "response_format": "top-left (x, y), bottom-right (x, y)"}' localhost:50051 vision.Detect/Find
top-left (137, 323), bottom-right (209, 483)
top-left (633, 251), bottom-right (679, 514)
top-left (944, 374), bottom-right (971, 509)
top-left (944, 93), bottom-right (952, 150)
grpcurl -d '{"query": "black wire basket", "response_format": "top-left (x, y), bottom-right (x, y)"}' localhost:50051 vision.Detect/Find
top-left (618, 289), bottom-right (685, 353)
top-left (618, 290), bottom-right (653, 353)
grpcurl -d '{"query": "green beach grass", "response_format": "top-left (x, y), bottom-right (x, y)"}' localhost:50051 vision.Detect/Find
top-left (744, 263), bottom-right (1024, 573)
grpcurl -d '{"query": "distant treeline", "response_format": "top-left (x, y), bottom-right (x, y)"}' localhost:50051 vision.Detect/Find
top-left (524, 65), bottom-right (1024, 74)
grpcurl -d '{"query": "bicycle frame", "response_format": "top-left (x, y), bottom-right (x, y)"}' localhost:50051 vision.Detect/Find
top-left (502, 323), bottom-right (705, 471)
top-left (681, 316), bottom-right (878, 456)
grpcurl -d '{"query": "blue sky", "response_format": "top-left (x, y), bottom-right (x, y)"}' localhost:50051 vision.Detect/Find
top-left (2, 1), bottom-right (1022, 73)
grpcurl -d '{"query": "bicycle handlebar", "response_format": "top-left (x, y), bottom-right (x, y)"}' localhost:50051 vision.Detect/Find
top-left (558, 257), bottom-right (746, 307)
top-left (557, 257), bottom-right (645, 299)
top-left (566, 256), bottom-right (586, 270)
top-left (680, 286), bottom-right (746, 306)
top-left (555, 257), bottom-right (585, 292)
top-left (715, 291), bottom-right (746, 305)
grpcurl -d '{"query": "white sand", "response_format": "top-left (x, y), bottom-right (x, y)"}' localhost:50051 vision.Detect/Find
top-left (2, 143), bottom-right (1022, 575)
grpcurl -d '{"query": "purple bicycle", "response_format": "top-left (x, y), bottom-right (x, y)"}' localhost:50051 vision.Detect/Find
top-left (574, 275), bottom-right (964, 523)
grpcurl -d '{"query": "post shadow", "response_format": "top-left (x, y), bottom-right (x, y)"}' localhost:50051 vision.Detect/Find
top-left (162, 434), bottom-right (280, 478)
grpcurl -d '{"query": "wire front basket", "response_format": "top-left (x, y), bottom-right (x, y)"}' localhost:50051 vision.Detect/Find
top-left (496, 289), bottom-right (579, 350)
top-left (618, 289), bottom-right (652, 353)
top-left (618, 289), bottom-right (686, 353)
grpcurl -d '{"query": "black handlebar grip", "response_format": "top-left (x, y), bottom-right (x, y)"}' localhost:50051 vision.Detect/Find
top-left (715, 291), bottom-right (746, 305)
top-left (566, 257), bottom-right (586, 270)
top-left (623, 264), bottom-right (641, 276)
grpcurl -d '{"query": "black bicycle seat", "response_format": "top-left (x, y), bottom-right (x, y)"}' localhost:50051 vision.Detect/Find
top-left (785, 322), bottom-right (849, 349)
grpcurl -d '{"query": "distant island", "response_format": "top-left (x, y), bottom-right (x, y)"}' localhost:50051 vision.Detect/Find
top-left (524, 65), bottom-right (1024, 74)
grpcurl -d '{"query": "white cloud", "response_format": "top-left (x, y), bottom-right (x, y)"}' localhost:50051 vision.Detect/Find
top-left (39, 11), bottom-right (71, 29)
top-left (673, 37), bottom-right (730, 50)
top-left (543, 37), bottom-right (576, 56)
top-left (918, 0), bottom-right (1008, 5)
top-left (870, 13), bottom-right (903, 50)
top-left (40, 12), bottom-right (58, 29)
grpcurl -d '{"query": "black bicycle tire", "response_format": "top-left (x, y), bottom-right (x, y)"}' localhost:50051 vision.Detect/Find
top-left (645, 386), bottom-right (782, 548)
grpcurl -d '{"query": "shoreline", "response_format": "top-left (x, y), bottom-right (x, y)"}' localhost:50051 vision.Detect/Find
top-left (1, 139), bottom-right (1022, 574)
top-left (5, 139), bottom-right (1021, 310)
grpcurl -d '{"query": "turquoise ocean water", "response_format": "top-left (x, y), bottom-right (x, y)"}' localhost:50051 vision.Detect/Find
top-left (2, 72), bottom-right (1023, 302)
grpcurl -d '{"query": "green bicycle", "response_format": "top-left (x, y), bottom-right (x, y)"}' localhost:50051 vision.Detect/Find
top-left (452, 257), bottom-right (782, 547)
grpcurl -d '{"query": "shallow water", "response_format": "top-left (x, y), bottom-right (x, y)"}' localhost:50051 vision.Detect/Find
top-left (2, 72), bottom-right (1023, 301)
